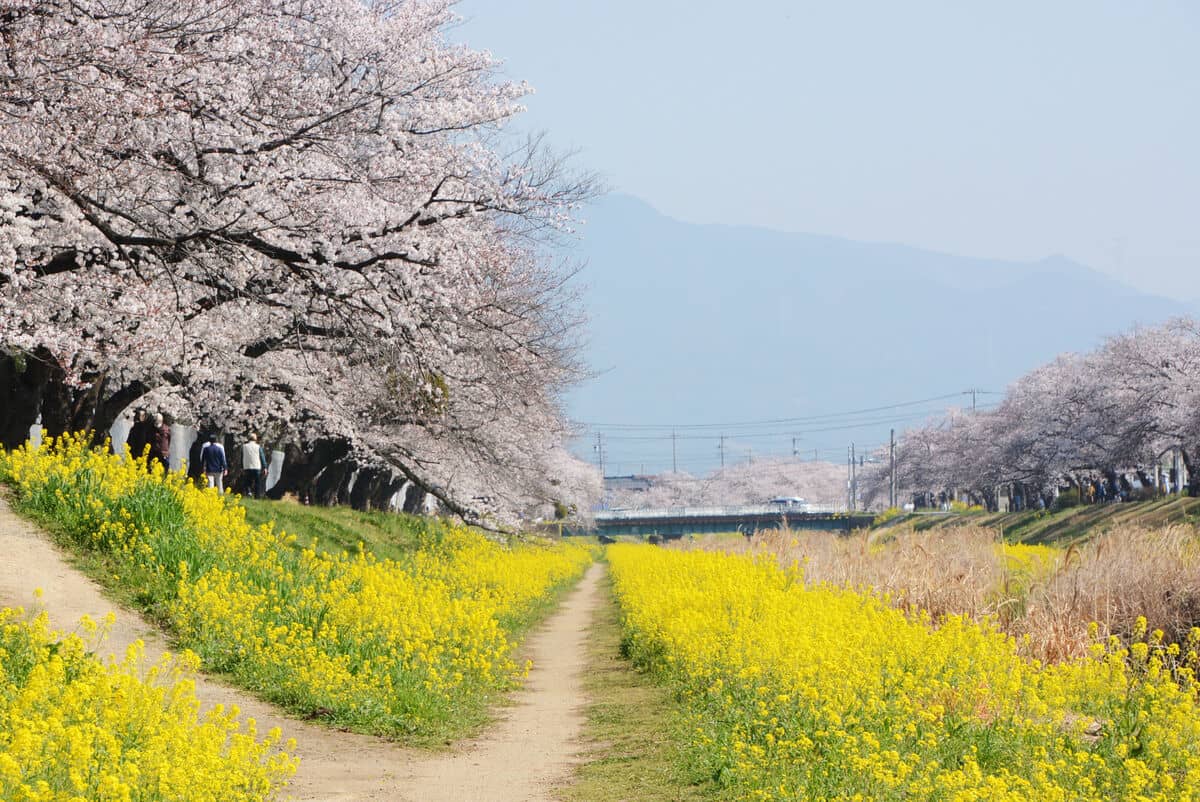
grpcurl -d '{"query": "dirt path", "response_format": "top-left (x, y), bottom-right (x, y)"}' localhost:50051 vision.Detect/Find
top-left (395, 563), bottom-right (602, 802)
top-left (0, 495), bottom-right (604, 801)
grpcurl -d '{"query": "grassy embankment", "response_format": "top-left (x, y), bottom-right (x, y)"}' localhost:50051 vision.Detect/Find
top-left (0, 435), bottom-right (593, 744)
top-left (880, 494), bottom-right (1200, 543)
top-left (240, 497), bottom-right (447, 561)
top-left (240, 497), bottom-right (583, 644)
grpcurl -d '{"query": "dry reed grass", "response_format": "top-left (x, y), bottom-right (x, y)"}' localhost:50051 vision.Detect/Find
top-left (681, 523), bottom-right (1200, 663)
top-left (1016, 525), bottom-right (1200, 662)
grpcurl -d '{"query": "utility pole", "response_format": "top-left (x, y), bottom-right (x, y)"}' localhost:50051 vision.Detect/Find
top-left (671, 430), bottom-right (678, 474)
top-left (746, 448), bottom-right (753, 465)
top-left (792, 435), bottom-right (800, 458)
top-left (851, 442), bottom-right (857, 511)
top-left (593, 433), bottom-right (606, 477)
top-left (889, 428), bottom-right (896, 509)
top-left (849, 441), bottom-right (859, 511)
top-left (718, 434), bottom-right (726, 468)
top-left (814, 448), bottom-right (818, 462)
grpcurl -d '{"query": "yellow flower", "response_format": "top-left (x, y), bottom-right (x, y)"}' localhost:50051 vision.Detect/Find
top-left (1, 434), bottom-right (594, 739)
top-left (607, 544), bottom-right (1200, 801)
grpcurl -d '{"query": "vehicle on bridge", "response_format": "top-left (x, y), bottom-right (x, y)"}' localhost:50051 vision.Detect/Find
top-left (767, 496), bottom-right (810, 511)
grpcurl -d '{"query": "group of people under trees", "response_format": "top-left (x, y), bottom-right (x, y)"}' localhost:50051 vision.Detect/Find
top-left (907, 467), bottom-right (1185, 514)
top-left (125, 409), bottom-right (172, 471)
top-left (197, 431), bottom-right (268, 497)
top-left (125, 409), bottom-right (270, 498)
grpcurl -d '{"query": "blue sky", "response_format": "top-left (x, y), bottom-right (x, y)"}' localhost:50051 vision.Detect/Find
top-left (452, 1), bottom-right (1199, 300)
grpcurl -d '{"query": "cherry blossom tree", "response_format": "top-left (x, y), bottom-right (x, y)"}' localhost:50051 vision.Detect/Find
top-left (0, 0), bottom-right (598, 524)
top-left (607, 459), bottom-right (847, 509)
top-left (1102, 319), bottom-right (1200, 482)
top-left (864, 318), bottom-right (1200, 509)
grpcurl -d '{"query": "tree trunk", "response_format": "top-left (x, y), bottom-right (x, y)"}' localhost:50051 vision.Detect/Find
top-left (979, 486), bottom-right (997, 512)
top-left (266, 439), bottom-right (406, 511)
top-left (0, 348), bottom-right (55, 448)
top-left (0, 348), bottom-right (149, 449)
top-left (1182, 447), bottom-right (1199, 496)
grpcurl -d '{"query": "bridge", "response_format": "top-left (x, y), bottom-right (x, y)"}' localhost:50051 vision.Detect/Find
top-left (570, 505), bottom-right (876, 537)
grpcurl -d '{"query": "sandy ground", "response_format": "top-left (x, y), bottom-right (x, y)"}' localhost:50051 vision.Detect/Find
top-left (0, 495), bottom-right (603, 801)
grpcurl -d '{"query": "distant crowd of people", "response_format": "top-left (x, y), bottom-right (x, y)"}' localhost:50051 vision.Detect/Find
top-left (125, 409), bottom-right (269, 498)
top-left (910, 469), bottom-right (1189, 514)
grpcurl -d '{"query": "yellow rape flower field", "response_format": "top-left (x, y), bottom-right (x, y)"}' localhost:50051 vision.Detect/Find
top-left (0, 435), bottom-right (593, 749)
top-left (0, 608), bottom-right (296, 802)
top-left (608, 544), bottom-right (1200, 802)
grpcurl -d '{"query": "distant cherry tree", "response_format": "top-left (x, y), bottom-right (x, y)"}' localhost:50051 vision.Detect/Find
top-left (0, 0), bottom-right (597, 524)
top-left (607, 458), bottom-right (846, 510)
top-left (861, 318), bottom-right (1200, 509)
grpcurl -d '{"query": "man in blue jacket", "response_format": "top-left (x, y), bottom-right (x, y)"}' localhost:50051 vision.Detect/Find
top-left (199, 433), bottom-right (228, 492)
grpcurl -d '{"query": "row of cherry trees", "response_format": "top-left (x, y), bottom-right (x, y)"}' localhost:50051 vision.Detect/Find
top-left (0, 0), bottom-right (600, 525)
top-left (607, 459), bottom-right (847, 510)
top-left (861, 318), bottom-right (1200, 510)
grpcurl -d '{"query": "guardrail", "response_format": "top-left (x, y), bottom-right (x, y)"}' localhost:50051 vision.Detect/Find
top-left (595, 504), bottom-right (845, 521)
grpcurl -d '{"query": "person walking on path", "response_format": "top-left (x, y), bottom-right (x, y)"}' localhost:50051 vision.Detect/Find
top-left (126, 408), bottom-right (152, 461)
top-left (200, 434), bottom-right (228, 492)
top-left (240, 433), bottom-right (266, 498)
top-left (150, 414), bottom-right (171, 471)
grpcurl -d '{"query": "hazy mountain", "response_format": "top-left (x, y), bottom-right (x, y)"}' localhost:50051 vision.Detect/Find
top-left (566, 194), bottom-right (1194, 474)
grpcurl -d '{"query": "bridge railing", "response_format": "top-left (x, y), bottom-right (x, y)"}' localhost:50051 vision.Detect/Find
top-left (595, 504), bottom-right (846, 521)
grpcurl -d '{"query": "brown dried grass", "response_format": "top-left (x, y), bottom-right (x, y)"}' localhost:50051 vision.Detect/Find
top-left (1015, 525), bottom-right (1200, 662)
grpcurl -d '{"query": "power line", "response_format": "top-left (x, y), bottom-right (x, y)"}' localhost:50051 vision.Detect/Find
top-left (573, 390), bottom-right (989, 431)
top-left (597, 441), bottom-right (892, 467)
top-left (590, 437), bottom-right (895, 458)
top-left (581, 405), bottom-right (998, 443)
top-left (579, 388), bottom-right (1002, 477)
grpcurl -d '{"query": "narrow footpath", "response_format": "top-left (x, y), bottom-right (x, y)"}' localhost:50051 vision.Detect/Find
top-left (396, 564), bottom-right (602, 802)
top-left (0, 495), bottom-right (604, 802)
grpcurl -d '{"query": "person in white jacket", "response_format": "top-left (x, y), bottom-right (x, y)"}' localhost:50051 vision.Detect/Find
top-left (240, 432), bottom-right (265, 498)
